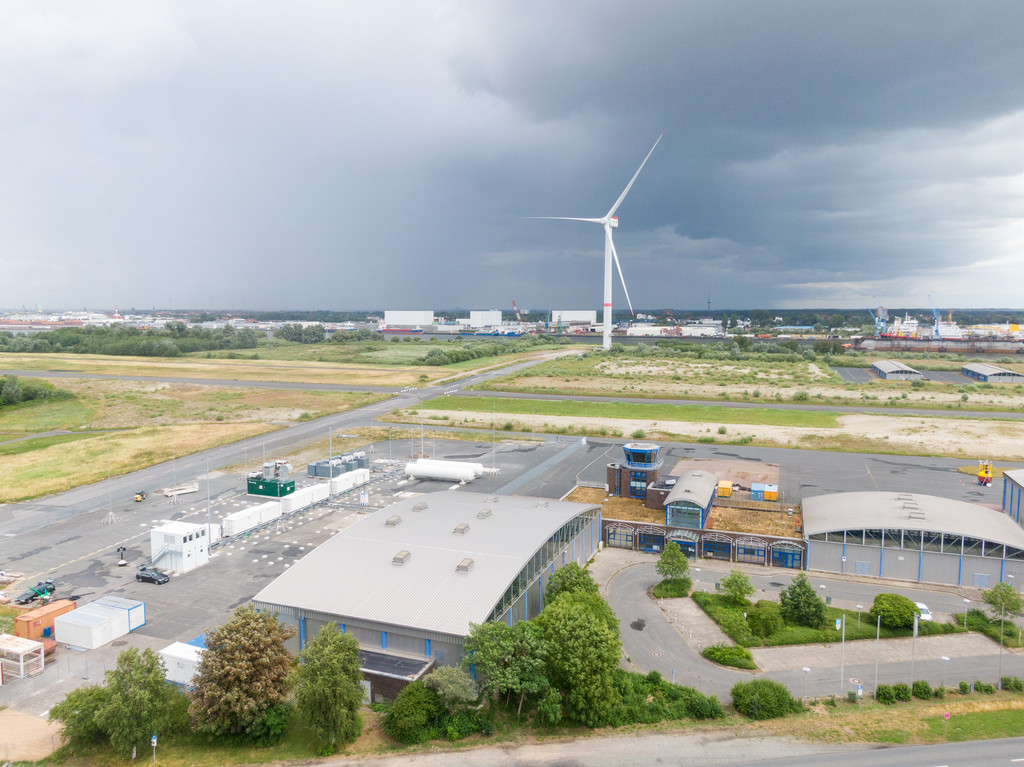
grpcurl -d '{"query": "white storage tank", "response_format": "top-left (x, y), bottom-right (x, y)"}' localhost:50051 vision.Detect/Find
top-left (415, 458), bottom-right (484, 477)
top-left (405, 459), bottom-right (477, 483)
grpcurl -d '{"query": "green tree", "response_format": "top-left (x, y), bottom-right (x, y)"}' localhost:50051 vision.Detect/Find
top-left (720, 569), bottom-right (755, 606)
top-left (291, 624), bottom-right (364, 755)
top-left (656, 543), bottom-right (690, 581)
top-left (536, 591), bottom-right (621, 727)
top-left (463, 619), bottom-right (549, 715)
top-left (189, 605), bottom-right (296, 738)
top-left (869, 593), bottom-right (919, 629)
top-left (544, 561), bottom-right (599, 604)
top-left (778, 572), bottom-right (826, 628)
top-left (422, 666), bottom-right (477, 713)
top-left (94, 648), bottom-right (189, 759)
top-left (48, 684), bottom-right (109, 752)
top-left (1, 374), bottom-right (21, 405)
top-left (983, 582), bottom-right (1024, 622)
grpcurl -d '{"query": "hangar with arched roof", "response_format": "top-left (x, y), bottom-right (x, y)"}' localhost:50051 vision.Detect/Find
top-left (803, 491), bottom-right (1024, 588)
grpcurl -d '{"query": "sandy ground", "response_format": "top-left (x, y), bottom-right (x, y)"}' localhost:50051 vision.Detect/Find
top-left (417, 407), bottom-right (1024, 461)
top-left (0, 708), bottom-right (61, 761)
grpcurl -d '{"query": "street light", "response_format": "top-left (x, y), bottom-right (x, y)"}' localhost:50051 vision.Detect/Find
top-left (803, 666), bottom-right (811, 700)
top-left (941, 656), bottom-right (950, 688)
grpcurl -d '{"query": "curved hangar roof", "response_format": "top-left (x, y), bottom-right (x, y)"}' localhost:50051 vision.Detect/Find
top-left (252, 490), bottom-right (599, 638)
top-left (664, 470), bottom-right (718, 508)
top-left (802, 492), bottom-right (1024, 548)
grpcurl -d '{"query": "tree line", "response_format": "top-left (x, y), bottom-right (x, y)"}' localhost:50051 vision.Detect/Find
top-left (0, 323), bottom-right (260, 356)
top-left (0, 375), bottom-right (74, 408)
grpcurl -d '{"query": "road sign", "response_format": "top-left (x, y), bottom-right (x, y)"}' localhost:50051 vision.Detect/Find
top-left (944, 712), bottom-right (950, 720)
top-left (835, 618), bottom-right (842, 630)
top-left (857, 684), bottom-right (863, 698)
top-left (151, 735), bottom-right (157, 747)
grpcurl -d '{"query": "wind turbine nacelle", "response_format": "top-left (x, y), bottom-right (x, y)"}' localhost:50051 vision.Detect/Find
top-left (609, 216), bottom-right (619, 228)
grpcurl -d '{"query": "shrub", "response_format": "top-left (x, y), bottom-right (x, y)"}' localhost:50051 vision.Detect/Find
top-left (959, 681), bottom-right (971, 695)
top-left (1001, 676), bottom-right (1013, 691)
top-left (1014, 677), bottom-right (1024, 692)
top-left (876, 684), bottom-right (896, 704)
top-left (382, 681), bottom-right (442, 744)
top-left (652, 577), bottom-right (691, 598)
top-left (847, 690), bottom-right (858, 704)
top-left (702, 643), bottom-right (756, 670)
top-left (869, 593), bottom-right (919, 629)
top-left (247, 703), bottom-right (291, 747)
top-left (746, 600), bottom-right (784, 638)
top-left (893, 683), bottom-right (912, 702)
top-left (631, 430), bottom-right (646, 439)
top-left (975, 680), bottom-right (996, 694)
top-left (730, 679), bottom-right (802, 720)
top-left (912, 680), bottom-right (932, 700)
top-left (934, 685), bottom-right (946, 699)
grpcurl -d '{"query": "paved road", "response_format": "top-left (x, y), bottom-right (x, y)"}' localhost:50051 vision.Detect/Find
top-left (331, 735), bottom-right (1024, 767)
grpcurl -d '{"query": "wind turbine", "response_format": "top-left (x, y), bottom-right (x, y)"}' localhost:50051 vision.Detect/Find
top-left (529, 134), bottom-right (662, 350)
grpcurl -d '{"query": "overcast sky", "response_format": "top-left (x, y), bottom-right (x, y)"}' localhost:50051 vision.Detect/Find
top-left (2, 1), bottom-right (1023, 314)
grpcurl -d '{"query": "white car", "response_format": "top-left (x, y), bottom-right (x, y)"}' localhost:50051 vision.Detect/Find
top-left (915, 602), bottom-right (933, 621)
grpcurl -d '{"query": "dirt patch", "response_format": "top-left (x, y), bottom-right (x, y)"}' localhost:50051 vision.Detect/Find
top-left (666, 458), bottom-right (780, 487)
top-left (0, 708), bottom-right (61, 760)
top-left (565, 486), bottom-right (662, 523)
top-left (706, 506), bottom-right (801, 537)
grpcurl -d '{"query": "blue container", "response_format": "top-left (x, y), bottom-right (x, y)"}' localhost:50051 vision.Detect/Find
top-left (751, 482), bottom-right (765, 501)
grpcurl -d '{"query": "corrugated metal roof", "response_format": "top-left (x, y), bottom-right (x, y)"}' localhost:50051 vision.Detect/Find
top-left (803, 492), bottom-right (1024, 547)
top-left (1004, 469), bottom-right (1024, 487)
top-left (252, 491), bottom-right (598, 637)
top-left (664, 470), bottom-right (718, 508)
top-left (873, 360), bottom-right (920, 374)
top-left (962, 363), bottom-right (1024, 378)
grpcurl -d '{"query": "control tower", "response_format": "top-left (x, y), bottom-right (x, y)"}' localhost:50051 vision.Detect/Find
top-left (606, 442), bottom-right (663, 501)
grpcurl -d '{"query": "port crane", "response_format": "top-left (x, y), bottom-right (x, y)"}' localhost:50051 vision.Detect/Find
top-left (867, 299), bottom-right (888, 337)
top-left (511, 300), bottom-right (524, 323)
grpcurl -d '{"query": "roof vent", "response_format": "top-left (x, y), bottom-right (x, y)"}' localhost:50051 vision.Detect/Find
top-left (393, 550), bottom-right (411, 565)
top-left (453, 522), bottom-right (470, 535)
top-left (412, 502), bottom-right (428, 512)
top-left (385, 515), bottom-right (402, 527)
top-left (456, 558), bottom-right (474, 573)
top-left (477, 508), bottom-right (492, 519)
top-left (536, 500), bottom-right (549, 508)
top-left (486, 496), bottom-right (499, 503)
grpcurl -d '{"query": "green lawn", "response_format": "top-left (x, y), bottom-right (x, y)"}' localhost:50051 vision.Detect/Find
top-left (692, 592), bottom-right (966, 647)
top-left (0, 397), bottom-right (96, 432)
top-left (0, 432), bottom-right (105, 456)
top-left (420, 396), bottom-right (840, 428)
top-left (925, 708), bottom-right (1024, 741)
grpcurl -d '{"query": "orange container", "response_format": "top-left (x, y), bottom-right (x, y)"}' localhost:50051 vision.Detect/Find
top-left (14, 599), bottom-right (76, 640)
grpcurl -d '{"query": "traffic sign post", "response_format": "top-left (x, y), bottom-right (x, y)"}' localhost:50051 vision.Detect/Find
top-left (151, 734), bottom-right (157, 764)
top-left (944, 711), bottom-right (950, 738)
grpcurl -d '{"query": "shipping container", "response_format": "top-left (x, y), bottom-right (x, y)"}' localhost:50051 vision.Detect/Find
top-left (14, 599), bottom-right (76, 640)
top-left (751, 482), bottom-right (765, 501)
top-left (716, 480), bottom-right (733, 498)
top-left (92, 596), bottom-right (146, 631)
top-left (764, 484), bottom-right (779, 501)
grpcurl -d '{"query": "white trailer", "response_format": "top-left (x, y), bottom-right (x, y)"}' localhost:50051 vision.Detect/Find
top-left (160, 482), bottom-right (200, 497)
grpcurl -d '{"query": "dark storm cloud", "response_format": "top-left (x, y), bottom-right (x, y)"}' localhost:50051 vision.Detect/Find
top-left (0, 2), bottom-right (1022, 312)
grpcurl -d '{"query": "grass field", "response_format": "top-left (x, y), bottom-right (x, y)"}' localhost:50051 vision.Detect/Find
top-left (416, 396), bottom-right (840, 428)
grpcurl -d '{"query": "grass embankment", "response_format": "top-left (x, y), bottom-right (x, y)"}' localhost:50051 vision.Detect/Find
top-left (417, 396), bottom-right (839, 428)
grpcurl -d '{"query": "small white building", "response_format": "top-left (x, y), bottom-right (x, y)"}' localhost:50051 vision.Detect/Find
top-left (552, 310), bottom-right (597, 325)
top-left (53, 597), bottom-right (145, 650)
top-left (160, 641), bottom-right (204, 686)
top-left (150, 521), bottom-right (210, 574)
top-left (384, 310), bottom-right (434, 327)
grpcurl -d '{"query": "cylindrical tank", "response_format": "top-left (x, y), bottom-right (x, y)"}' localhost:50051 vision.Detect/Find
top-left (413, 458), bottom-right (484, 478)
top-left (405, 460), bottom-right (477, 482)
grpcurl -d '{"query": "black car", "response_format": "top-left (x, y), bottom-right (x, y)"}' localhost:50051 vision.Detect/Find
top-left (136, 567), bottom-right (169, 585)
top-left (14, 578), bottom-right (56, 605)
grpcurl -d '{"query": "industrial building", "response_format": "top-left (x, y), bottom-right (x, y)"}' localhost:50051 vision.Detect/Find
top-left (383, 310), bottom-right (435, 328)
top-left (251, 490), bottom-right (601, 700)
top-left (872, 360), bottom-right (925, 381)
top-left (551, 310), bottom-right (597, 325)
top-left (803, 492), bottom-right (1024, 587)
top-left (664, 470), bottom-right (718, 529)
top-left (961, 363), bottom-right (1024, 383)
top-left (1001, 470), bottom-right (1024, 527)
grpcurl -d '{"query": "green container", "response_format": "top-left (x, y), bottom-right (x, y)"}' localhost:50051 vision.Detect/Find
top-left (247, 478), bottom-right (296, 497)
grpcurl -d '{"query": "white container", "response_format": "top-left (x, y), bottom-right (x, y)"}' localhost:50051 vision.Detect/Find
top-left (160, 642), bottom-right (204, 686)
top-left (92, 596), bottom-right (146, 631)
top-left (311, 484), bottom-right (330, 503)
top-left (55, 603), bottom-right (130, 650)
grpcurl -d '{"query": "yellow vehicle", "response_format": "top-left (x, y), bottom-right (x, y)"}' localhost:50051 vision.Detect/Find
top-left (134, 490), bottom-right (148, 502)
top-left (978, 460), bottom-right (993, 487)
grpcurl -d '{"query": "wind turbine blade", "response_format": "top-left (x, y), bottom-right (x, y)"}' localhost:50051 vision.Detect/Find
top-left (608, 230), bottom-right (634, 316)
top-left (606, 132), bottom-right (663, 219)
top-left (524, 217), bottom-right (604, 224)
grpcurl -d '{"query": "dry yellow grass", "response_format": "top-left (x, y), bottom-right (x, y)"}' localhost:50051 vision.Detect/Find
top-left (2, 423), bottom-right (276, 502)
top-left (706, 505), bottom-right (802, 537)
top-left (565, 486), bottom-right (664, 522)
top-left (0, 352), bottom-right (448, 387)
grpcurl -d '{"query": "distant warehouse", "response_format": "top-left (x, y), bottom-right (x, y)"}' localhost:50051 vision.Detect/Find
top-left (961, 363), bottom-right (1024, 383)
top-left (252, 491), bottom-right (601, 701)
top-left (872, 360), bottom-right (924, 381)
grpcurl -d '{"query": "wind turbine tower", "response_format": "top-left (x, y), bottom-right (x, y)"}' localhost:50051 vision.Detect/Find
top-left (530, 134), bottom-right (662, 350)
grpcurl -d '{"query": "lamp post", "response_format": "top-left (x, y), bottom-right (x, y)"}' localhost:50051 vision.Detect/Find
top-left (857, 604), bottom-right (863, 628)
top-left (803, 666), bottom-right (810, 700)
top-left (874, 614), bottom-right (881, 698)
top-left (963, 598), bottom-right (970, 629)
top-left (941, 655), bottom-right (950, 688)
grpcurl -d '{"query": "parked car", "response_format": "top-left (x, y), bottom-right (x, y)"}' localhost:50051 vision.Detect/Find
top-left (915, 602), bottom-right (933, 621)
top-left (14, 578), bottom-right (56, 605)
top-left (136, 567), bottom-right (169, 585)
